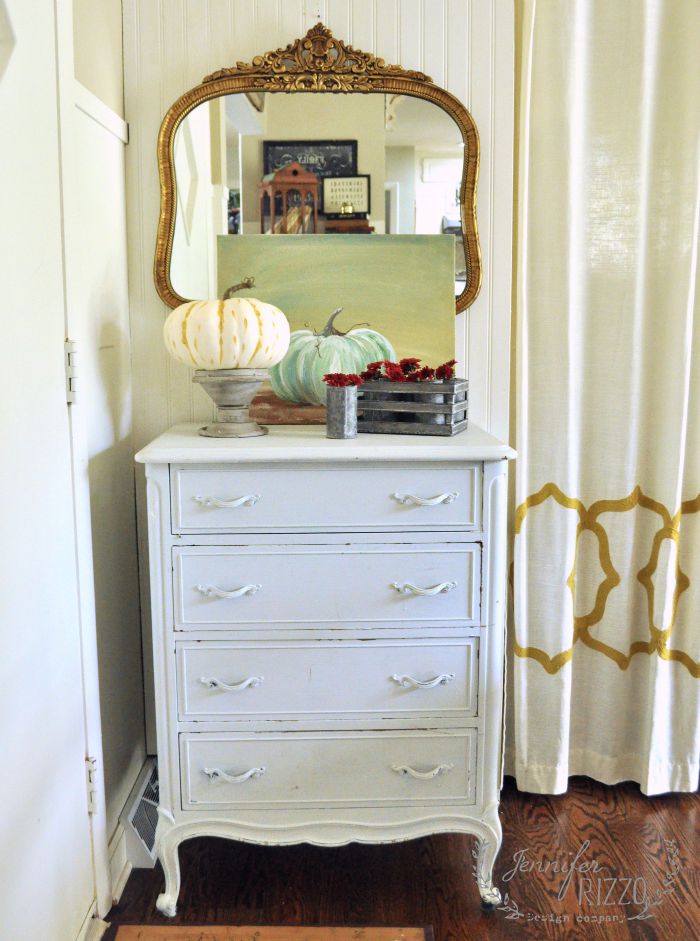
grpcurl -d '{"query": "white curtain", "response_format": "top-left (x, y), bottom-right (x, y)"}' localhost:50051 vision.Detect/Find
top-left (510, 0), bottom-right (700, 795)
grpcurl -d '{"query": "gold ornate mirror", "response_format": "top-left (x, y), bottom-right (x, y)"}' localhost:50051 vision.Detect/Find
top-left (155, 23), bottom-right (481, 313)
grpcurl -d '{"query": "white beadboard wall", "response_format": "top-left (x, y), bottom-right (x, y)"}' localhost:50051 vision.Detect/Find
top-left (123, 0), bottom-right (513, 747)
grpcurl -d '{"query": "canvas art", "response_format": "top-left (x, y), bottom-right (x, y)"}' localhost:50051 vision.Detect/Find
top-left (217, 234), bottom-right (456, 422)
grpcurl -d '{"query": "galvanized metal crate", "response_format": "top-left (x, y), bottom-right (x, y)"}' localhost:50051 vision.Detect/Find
top-left (357, 379), bottom-right (469, 436)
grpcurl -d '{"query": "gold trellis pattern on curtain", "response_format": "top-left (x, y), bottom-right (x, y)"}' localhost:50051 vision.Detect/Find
top-left (513, 485), bottom-right (700, 677)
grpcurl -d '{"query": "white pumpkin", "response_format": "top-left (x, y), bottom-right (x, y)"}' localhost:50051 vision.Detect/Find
top-left (163, 298), bottom-right (290, 370)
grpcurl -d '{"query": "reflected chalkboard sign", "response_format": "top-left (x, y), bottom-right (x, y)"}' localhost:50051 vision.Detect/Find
top-left (263, 140), bottom-right (358, 211)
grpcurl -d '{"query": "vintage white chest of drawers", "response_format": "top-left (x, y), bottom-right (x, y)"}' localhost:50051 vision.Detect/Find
top-left (136, 423), bottom-right (515, 916)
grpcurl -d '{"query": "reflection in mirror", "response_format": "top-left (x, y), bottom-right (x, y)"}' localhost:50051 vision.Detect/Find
top-left (170, 92), bottom-right (467, 301)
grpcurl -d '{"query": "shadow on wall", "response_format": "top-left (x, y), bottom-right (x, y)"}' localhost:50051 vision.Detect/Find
top-left (0, 0), bottom-right (16, 81)
top-left (89, 313), bottom-right (146, 834)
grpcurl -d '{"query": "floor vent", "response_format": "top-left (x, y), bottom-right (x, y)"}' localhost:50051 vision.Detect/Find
top-left (120, 758), bottom-right (159, 868)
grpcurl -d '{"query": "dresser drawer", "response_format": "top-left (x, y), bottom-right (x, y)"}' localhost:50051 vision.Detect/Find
top-left (180, 729), bottom-right (477, 809)
top-left (171, 463), bottom-right (481, 534)
top-left (173, 543), bottom-right (480, 630)
top-left (176, 639), bottom-right (479, 720)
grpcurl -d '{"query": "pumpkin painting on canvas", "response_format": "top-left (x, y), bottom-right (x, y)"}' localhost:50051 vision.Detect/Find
top-left (269, 308), bottom-right (395, 406)
top-left (217, 234), bottom-right (456, 422)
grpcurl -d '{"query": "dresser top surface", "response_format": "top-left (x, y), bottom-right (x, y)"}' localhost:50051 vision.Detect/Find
top-left (135, 423), bottom-right (516, 464)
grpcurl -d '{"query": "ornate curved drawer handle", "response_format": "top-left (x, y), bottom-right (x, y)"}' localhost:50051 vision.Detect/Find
top-left (195, 583), bottom-right (262, 599)
top-left (194, 494), bottom-right (260, 509)
top-left (391, 491), bottom-right (459, 506)
top-left (198, 675), bottom-right (264, 692)
top-left (391, 763), bottom-right (454, 780)
top-left (390, 672), bottom-right (456, 689)
top-left (391, 580), bottom-right (457, 596)
top-left (202, 766), bottom-right (266, 784)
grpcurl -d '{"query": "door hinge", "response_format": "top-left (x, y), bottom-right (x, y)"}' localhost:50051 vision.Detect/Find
top-left (85, 756), bottom-right (98, 815)
top-left (65, 339), bottom-right (78, 404)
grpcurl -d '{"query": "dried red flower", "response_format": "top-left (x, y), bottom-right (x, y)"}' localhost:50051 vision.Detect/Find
top-left (435, 358), bottom-right (458, 380)
top-left (384, 363), bottom-right (407, 382)
top-left (399, 357), bottom-right (421, 374)
top-left (357, 357), bottom-right (459, 383)
top-left (322, 372), bottom-right (365, 387)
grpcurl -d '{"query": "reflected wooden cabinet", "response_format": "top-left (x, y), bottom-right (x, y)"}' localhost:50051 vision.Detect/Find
top-left (324, 218), bottom-right (375, 234)
top-left (258, 161), bottom-right (320, 234)
top-left (136, 423), bottom-right (515, 916)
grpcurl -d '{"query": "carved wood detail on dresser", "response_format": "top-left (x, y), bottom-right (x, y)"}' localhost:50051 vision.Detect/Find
top-left (136, 424), bottom-right (515, 916)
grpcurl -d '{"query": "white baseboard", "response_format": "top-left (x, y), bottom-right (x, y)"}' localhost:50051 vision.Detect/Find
top-left (76, 903), bottom-right (109, 941)
top-left (109, 824), bottom-right (133, 904)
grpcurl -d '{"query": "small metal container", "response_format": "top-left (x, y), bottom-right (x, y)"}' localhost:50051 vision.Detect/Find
top-left (326, 385), bottom-right (358, 438)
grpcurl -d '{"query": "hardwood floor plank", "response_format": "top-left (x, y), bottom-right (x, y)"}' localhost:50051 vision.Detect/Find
top-left (107, 778), bottom-right (699, 941)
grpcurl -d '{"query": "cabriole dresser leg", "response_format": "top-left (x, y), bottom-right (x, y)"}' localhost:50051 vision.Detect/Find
top-left (155, 830), bottom-right (181, 918)
top-left (473, 806), bottom-right (503, 909)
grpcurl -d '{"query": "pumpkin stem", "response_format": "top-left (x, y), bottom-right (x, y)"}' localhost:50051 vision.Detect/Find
top-left (318, 307), bottom-right (369, 337)
top-left (222, 276), bottom-right (255, 299)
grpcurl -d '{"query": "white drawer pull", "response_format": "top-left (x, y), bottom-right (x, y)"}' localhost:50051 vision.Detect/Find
top-left (198, 675), bottom-right (264, 692)
top-left (194, 494), bottom-right (260, 509)
top-left (391, 580), bottom-right (457, 596)
top-left (392, 491), bottom-right (459, 506)
top-left (195, 583), bottom-right (261, 599)
top-left (202, 766), bottom-right (266, 784)
top-left (391, 672), bottom-right (456, 689)
top-left (391, 763), bottom-right (454, 780)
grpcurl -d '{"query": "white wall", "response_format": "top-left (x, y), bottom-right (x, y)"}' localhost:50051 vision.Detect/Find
top-left (415, 149), bottom-right (463, 233)
top-left (386, 145), bottom-right (416, 234)
top-left (123, 0), bottom-right (513, 747)
top-left (73, 0), bottom-right (124, 116)
top-left (171, 103), bottom-right (216, 299)
top-left (68, 84), bottom-right (146, 842)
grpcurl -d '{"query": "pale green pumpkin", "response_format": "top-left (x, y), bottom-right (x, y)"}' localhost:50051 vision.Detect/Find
top-left (269, 309), bottom-right (396, 405)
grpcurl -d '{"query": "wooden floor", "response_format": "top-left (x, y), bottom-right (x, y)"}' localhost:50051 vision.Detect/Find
top-left (107, 777), bottom-right (699, 941)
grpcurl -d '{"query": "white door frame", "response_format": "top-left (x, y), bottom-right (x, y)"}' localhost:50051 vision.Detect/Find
top-left (54, 0), bottom-right (112, 918)
top-left (384, 181), bottom-right (400, 234)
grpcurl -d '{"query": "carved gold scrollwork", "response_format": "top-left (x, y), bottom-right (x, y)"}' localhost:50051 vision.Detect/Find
top-left (202, 23), bottom-right (432, 89)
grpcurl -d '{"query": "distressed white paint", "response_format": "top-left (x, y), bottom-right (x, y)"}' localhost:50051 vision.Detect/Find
top-left (136, 424), bottom-right (512, 914)
top-left (177, 639), bottom-right (479, 719)
top-left (140, 420), bottom-right (514, 463)
top-left (170, 457), bottom-right (481, 531)
top-left (173, 542), bottom-right (481, 628)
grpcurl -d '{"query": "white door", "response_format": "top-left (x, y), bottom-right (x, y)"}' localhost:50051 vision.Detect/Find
top-left (0, 1), bottom-right (97, 938)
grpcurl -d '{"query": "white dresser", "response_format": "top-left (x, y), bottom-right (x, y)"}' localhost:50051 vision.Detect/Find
top-left (136, 423), bottom-right (515, 916)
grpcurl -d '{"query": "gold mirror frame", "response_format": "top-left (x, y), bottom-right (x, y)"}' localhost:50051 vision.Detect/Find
top-left (155, 23), bottom-right (481, 313)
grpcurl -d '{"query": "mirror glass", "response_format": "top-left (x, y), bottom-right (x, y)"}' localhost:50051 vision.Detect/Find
top-left (170, 92), bottom-right (467, 301)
